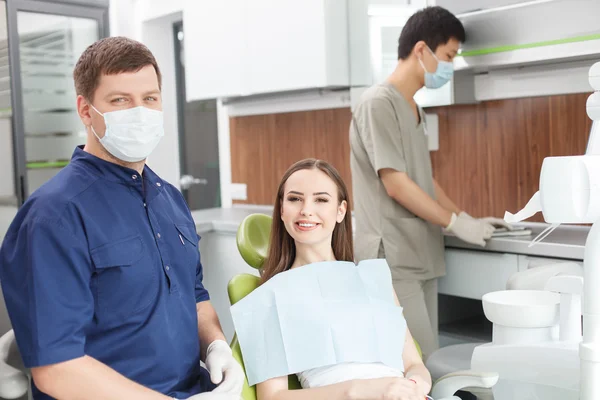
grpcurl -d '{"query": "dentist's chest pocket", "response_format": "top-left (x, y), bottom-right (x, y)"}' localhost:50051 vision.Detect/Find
top-left (91, 235), bottom-right (159, 322)
top-left (171, 223), bottom-right (201, 289)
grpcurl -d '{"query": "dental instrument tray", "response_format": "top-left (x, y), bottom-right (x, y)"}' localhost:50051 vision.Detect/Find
top-left (492, 227), bottom-right (532, 237)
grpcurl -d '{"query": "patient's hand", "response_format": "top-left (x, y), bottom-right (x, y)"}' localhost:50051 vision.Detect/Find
top-left (348, 377), bottom-right (424, 400)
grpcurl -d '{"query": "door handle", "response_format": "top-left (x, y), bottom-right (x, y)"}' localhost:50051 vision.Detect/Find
top-left (180, 174), bottom-right (208, 190)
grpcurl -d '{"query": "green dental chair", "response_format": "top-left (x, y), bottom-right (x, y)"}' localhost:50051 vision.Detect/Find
top-left (227, 214), bottom-right (498, 400)
top-left (228, 213), bottom-right (300, 400)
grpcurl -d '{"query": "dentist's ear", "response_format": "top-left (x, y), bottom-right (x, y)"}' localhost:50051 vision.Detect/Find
top-left (77, 95), bottom-right (93, 126)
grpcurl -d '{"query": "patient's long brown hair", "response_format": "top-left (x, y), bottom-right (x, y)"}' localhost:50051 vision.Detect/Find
top-left (260, 159), bottom-right (354, 283)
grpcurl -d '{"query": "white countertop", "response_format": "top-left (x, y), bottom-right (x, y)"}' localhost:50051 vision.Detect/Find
top-left (191, 206), bottom-right (589, 261)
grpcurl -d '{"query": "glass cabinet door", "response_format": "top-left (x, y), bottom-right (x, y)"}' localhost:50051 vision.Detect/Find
top-left (6, 0), bottom-right (107, 203)
top-left (0, 0), bottom-right (18, 243)
top-left (17, 12), bottom-right (99, 193)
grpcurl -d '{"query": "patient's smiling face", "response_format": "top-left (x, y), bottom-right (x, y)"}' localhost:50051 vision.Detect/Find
top-left (280, 168), bottom-right (347, 247)
top-left (260, 159), bottom-right (353, 282)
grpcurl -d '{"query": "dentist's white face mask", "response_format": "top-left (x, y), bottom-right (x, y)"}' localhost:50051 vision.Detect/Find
top-left (89, 104), bottom-right (164, 163)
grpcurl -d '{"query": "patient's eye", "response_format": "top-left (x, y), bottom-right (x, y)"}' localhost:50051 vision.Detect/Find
top-left (316, 197), bottom-right (329, 203)
top-left (287, 196), bottom-right (301, 202)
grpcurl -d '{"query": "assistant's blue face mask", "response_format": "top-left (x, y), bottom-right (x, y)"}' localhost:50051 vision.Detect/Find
top-left (419, 46), bottom-right (454, 89)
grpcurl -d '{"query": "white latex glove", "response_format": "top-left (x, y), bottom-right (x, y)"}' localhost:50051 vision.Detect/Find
top-left (459, 211), bottom-right (514, 230)
top-left (447, 213), bottom-right (495, 247)
top-left (205, 340), bottom-right (244, 396)
top-left (480, 217), bottom-right (514, 230)
top-left (182, 393), bottom-right (242, 400)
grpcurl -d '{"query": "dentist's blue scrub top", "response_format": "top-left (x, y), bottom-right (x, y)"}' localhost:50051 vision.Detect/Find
top-left (0, 146), bottom-right (214, 399)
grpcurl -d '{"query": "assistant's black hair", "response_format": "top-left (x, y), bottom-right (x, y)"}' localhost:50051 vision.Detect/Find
top-left (397, 6), bottom-right (466, 60)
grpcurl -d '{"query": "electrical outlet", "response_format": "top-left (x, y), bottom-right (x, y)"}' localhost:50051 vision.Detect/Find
top-left (230, 183), bottom-right (247, 201)
top-left (424, 113), bottom-right (439, 152)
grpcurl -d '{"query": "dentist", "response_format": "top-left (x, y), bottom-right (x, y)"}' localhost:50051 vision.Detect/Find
top-left (350, 6), bottom-right (510, 362)
top-left (0, 37), bottom-right (243, 400)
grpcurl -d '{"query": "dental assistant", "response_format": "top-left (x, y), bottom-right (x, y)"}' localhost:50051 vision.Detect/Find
top-left (350, 7), bottom-right (509, 361)
top-left (0, 37), bottom-right (242, 400)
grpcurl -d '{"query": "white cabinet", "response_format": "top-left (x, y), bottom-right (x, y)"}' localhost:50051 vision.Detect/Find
top-left (438, 249), bottom-right (519, 300)
top-left (183, 0), bottom-right (248, 100)
top-left (246, 0), bottom-right (348, 95)
top-left (198, 231), bottom-right (259, 342)
top-left (183, 0), bottom-right (349, 101)
top-left (517, 254), bottom-right (583, 271)
top-left (433, 0), bottom-right (529, 15)
top-left (438, 249), bottom-right (584, 300)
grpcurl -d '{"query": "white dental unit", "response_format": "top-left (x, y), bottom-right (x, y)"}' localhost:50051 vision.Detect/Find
top-left (469, 62), bottom-right (600, 400)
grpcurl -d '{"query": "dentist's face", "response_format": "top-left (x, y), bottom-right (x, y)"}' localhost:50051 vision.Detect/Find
top-left (78, 64), bottom-right (162, 137)
top-left (280, 168), bottom-right (347, 247)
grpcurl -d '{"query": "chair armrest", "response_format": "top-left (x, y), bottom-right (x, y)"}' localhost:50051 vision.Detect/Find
top-left (431, 370), bottom-right (498, 399)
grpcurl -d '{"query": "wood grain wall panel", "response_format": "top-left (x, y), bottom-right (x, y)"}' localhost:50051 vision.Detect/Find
top-left (230, 108), bottom-right (352, 205)
top-left (229, 93), bottom-right (592, 222)
top-left (429, 93), bottom-right (592, 222)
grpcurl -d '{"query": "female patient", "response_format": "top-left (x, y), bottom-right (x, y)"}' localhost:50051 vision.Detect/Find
top-left (256, 158), bottom-right (432, 400)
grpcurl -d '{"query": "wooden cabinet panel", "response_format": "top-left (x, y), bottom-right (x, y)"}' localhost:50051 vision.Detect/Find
top-left (230, 108), bottom-right (352, 205)
top-left (429, 93), bottom-right (591, 221)
top-left (230, 93), bottom-right (592, 221)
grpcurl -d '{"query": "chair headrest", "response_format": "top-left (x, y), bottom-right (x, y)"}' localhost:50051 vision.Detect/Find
top-left (236, 213), bottom-right (272, 269)
top-left (228, 273), bottom-right (261, 305)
